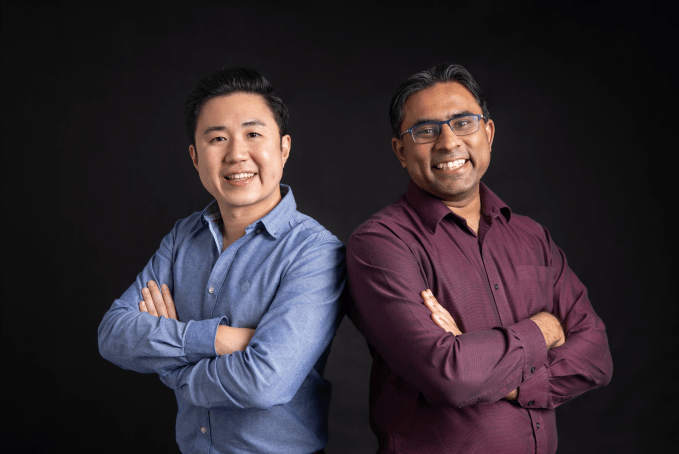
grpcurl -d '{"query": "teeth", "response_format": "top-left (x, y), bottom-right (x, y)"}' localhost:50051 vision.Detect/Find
top-left (226, 172), bottom-right (255, 181)
top-left (436, 159), bottom-right (466, 170)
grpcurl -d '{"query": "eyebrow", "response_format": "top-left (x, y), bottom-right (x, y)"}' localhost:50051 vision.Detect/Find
top-left (409, 110), bottom-right (477, 128)
top-left (202, 120), bottom-right (268, 135)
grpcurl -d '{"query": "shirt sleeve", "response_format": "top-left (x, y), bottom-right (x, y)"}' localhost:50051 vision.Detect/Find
top-left (346, 230), bottom-right (549, 409)
top-left (515, 228), bottom-right (613, 409)
top-left (98, 225), bottom-right (225, 374)
top-left (160, 237), bottom-right (346, 410)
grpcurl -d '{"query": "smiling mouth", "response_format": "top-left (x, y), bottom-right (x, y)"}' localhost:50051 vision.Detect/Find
top-left (434, 159), bottom-right (467, 170)
top-left (224, 172), bottom-right (256, 182)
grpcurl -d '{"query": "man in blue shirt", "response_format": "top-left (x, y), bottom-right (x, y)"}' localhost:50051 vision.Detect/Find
top-left (98, 68), bottom-right (346, 454)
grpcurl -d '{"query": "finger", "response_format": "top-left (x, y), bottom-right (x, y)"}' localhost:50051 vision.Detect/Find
top-left (139, 301), bottom-right (148, 313)
top-left (431, 313), bottom-right (453, 333)
top-left (142, 287), bottom-right (158, 316)
top-left (423, 290), bottom-right (463, 335)
top-left (422, 290), bottom-right (453, 321)
top-left (421, 289), bottom-right (439, 313)
top-left (160, 284), bottom-right (179, 321)
top-left (147, 280), bottom-right (168, 318)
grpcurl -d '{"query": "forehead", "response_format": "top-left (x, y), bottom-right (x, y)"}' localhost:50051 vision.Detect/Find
top-left (402, 82), bottom-right (482, 128)
top-left (197, 92), bottom-right (275, 126)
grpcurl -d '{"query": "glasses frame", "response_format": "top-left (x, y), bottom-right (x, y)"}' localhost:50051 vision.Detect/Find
top-left (400, 114), bottom-right (486, 143)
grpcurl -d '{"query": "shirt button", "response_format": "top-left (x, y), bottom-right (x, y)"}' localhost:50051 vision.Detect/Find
top-left (494, 284), bottom-right (499, 290)
top-left (256, 229), bottom-right (261, 234)
top-left (531, 366), bottom-right (535, 373)
top-left (208, 287), bottom-right (214, 294)
top-left (536, 423), bottom-right (541, 429)
top-left (200, 427), bottom-right (207, 433)
top-left (528, 400), bottom-right (534, 406)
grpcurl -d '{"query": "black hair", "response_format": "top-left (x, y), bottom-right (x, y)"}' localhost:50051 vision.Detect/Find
top-left (185, 68), bottom-right (289, 145)
top-left (389, 63), bottom-right (490, 138)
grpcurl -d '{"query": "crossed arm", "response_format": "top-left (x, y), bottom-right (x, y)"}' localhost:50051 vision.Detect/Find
top-left (347, 229), bottom-right (612, 409)
top-left (98, 228), bottom-right (346, 410)
top-left (420, 289), bottom-right (565, 400)
top-left (139, 280), bottom-right (255, 356)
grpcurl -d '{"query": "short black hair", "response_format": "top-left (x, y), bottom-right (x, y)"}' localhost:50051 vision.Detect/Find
top-left (185, 68), bottom-right (289, 145)
top-left (389, 63), bottom-right (490, 138)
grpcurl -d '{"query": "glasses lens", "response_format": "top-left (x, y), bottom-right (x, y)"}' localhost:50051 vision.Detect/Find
top-left (412, 123), bottom-right (441, 143)
top-left (451, 115), bottom-right (480, 136)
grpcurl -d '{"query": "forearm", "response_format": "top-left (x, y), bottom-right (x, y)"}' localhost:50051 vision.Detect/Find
top-left (350, 293), bottom-right (548, 408)
top-left (215, 325), bottom-right (255, 355)
top-left (514, 233), bottom-right (613, 409)
top-left (166, 304), bottom-right (342, 409)
top-left (348, 233), bottom-right (550, 408)
top-left (98, 304), bottom-right (224, 373)
top-left (164, 239), bottom-right (345, 409)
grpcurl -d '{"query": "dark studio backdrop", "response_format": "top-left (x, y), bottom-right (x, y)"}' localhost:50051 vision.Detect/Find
top-left (3, 1), bottom-right (676, 452)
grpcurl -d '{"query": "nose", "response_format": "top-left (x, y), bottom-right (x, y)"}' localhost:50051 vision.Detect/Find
top-left (223, 136), bottom-right (249, 163)
top-left (434, 122), bottom-right (462, 151)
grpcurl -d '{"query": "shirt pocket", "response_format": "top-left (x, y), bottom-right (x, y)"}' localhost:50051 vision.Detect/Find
top-left (516, 264), bottom-right (554, 315)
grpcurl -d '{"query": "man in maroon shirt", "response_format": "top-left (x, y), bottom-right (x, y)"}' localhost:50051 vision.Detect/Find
top-left (346, 63), bottom-right (613, 453)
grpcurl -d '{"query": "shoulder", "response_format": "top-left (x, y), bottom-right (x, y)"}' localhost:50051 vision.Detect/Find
top-left (347, 197), bottom-right (418, 261)
top-left (171, 209), bottom-right (209, 236)
top-left (285, 210), bottom-right (345, 251)
top-left (350, 196), bottom-right (411, 239)
top-left (506, 213), bottom-right (549, 242)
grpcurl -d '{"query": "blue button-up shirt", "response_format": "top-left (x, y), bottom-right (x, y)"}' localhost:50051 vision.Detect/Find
top-left (98, 185), bottom-right (346, 454)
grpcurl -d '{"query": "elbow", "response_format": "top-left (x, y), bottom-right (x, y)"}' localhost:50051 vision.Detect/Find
top-left (247, 395), bottom-right (292, 411)
top-left (415, 374), bottom-right (483, 409)
top-left (426, 386), bottom-right (477, 409)
top-left (97, 319), bottom-right (114, 361)
top-left (596, 356), bottom-right (614, 388)
top-left (244, 382), bottom-right (297, 410)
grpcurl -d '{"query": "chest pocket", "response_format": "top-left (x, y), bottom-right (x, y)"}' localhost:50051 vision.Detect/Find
top-left (516, 264), bottom-right (554, 315)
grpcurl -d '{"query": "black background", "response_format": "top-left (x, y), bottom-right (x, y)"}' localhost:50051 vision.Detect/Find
top-left (3, 1), bottom-right (677, 452)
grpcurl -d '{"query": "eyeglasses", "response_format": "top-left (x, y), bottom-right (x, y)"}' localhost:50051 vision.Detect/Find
top-left (400, 114), bottom-right (486, 144)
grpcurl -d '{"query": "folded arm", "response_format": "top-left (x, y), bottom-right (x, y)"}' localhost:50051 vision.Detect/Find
top-left (422, 290), bottom-right (565, 401)
top-left (347, 231), bottom-right (549, 408)
top-left (98, 229), bottom-right (225, 374)
top-left (513, 230), bottom-right (613, 410)
top-left (139, 280), bottom-right (256, 355)
top-left (160, 239), bottom-right (346, 410)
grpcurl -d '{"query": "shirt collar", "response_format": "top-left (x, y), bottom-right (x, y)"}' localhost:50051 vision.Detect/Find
top-left (201, 184), bottom-right (296, 240)
top-left (405, 180), bottom-right (512, 234)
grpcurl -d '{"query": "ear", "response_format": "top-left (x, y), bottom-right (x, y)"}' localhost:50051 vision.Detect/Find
top-left (280, 135), bottom-right (291, 167)
top-left (189, 144), bottom-right (199, 169)
top-left (484, 119), bottom-right (495, 151)
top-left (391, 137), bottom-right (407, 168)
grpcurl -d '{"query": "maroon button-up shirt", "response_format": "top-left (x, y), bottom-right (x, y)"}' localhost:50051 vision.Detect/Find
top-left (347, 181), bottom-right (613, 454)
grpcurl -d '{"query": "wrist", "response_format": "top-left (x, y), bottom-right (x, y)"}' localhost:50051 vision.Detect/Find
top-left (530, 312), bottom-right (564, 349)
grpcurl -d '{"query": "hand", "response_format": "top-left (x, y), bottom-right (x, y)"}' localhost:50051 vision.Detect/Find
top-left (139, 280), bottom-right (179, 321)
top-left (504, 388), bottom-right (518, 400)
top-left (420, 289), bottom-right (463, 336)
top-left (215, 326), bottom-right (256, 356)
top-left (529, 311), bottom-right (565, 349)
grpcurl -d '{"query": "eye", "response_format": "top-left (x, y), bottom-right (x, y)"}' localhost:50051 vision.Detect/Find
top-left (246, 132), bottom-right (262, 138)
top-left (211, 136), bottom-right (226, 143)
top-left (413, 123), bottom-right (439, 137)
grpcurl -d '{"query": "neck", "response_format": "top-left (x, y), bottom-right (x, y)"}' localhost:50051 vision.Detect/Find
top-left (442, 189), bottom-right (482, 234)
top-left (218, 187), bottom-right (283, 250)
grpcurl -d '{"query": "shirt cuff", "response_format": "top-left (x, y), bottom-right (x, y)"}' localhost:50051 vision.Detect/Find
top-left (517, 364), bottom-right (549, 408)
top-left (183, 316), bottom-right (229, 363)
top-left (509, 318), bottom-right (548, 382)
